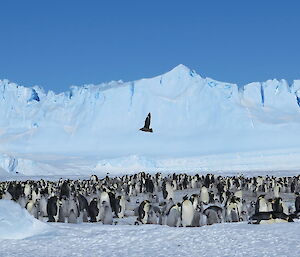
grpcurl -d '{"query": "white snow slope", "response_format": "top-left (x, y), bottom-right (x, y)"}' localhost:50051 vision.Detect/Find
top-left (1, 64), bottom-right (300, 176)
top-left (0, 200), bottom-right (50, 239)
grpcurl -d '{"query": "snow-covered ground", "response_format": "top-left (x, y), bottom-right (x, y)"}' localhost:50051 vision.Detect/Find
top-left (1, 212), bottom-right (300, 257)
top-left (1, 64), bottom-right (300, 176)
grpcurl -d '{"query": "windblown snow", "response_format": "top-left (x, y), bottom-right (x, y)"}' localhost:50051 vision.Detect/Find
top-left (1, 64), bottom-right (300, 176)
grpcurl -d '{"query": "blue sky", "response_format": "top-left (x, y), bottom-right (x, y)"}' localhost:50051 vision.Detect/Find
top-left (0, 0), bottom-right (300, 92)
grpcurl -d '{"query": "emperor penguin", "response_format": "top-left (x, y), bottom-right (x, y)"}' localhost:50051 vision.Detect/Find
top-left (115, 195), bottom-right (126, 218)
top-left (204, 207), bottom-right (221, 225)
top-left (77, 193), bottom-right (89, 213)
top-left (90, 175), bottom-right (99, 182)
top-left (273, 197), bottom-right (288, 214)
top-left (181, 197), bottom-right (194, 227)
top-left (100, 190), bottom-right (110, 205)
top-left (14, 183), bottom-right (23, 201)
top-left (138, 200), bottom-right (151, 224)
top-left (198, 202), bottom-right (207, 226)
top-left (249, 212), bottom-right (273, 224)
top-left (191, 176), bottom-right (198, 189)
top-left (240, 199), bottom-right (249, 221)
top-left (190, 194), bottom-right (199, 210)
top-left (108, 191), bottom-right (117, 216)
top-left (68, 195), bottom-right (79, 218)
top-left (60, 181), bottom-right (70, 199)
top-left (159, 198), bottom-right (175, 225)
top-left (248, 201), bottom-right (256, 217)
top-left (274, 184), bottom-right (280, 198)
top-left (147, 207), bottom-right (158, 224)
top-left (158, 202), bottom-right (167, 225)
top-left (68, 209), bottom-right (78, 224)
top-left (295, 192), bottom-right (300, 214)
top-left (100, 200), bottom-right (113, 225)
top-left (166, 203), bottom-right (181, 227)
top-left (78, 209), bottom-right (89, 223)
top-left (88, 197), bottom-right (100, 222)
top-left (255, 195), bottom-right (268, 213)
top-left (190, 194), bottom-right (200, 226)
top-left (58, 197), bottom-right (69, 223)
top-left (162, 181), bottom-right (174, 200)
top-left (24, 183), bottom-right (31, 199)
top-left (98, 191), bottom-right (110, 220)
top-left (226, 201), bottom-right (239, 222)
top-left (200, 186), bottom-right (209, 204)
top-left (26, 199), bottom-right (38, 218)
top-left (267, 199), bottom-right (274, 212)
top-left (32, 188), bottom-right (40, 204)
top-left (38, 194), bottom-right (48, 217)
top-left (47, 196), bottom-right (61, 222)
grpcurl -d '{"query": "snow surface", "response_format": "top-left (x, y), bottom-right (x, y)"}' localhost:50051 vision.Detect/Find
top-left (1, 64), bottom-right (300, 176)
top-left (0, 198), bottom-right (299, 256)
top-left (1, 220), bottom-right (299, 257)
top-left (0, 200), bottom-right (50, 239)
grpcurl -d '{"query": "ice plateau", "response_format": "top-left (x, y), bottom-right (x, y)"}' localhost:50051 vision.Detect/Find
top-left (1, 64), bottom-right (300, 176)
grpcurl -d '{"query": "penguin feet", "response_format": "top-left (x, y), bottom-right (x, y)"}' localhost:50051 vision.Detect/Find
top-left (134, 220), bottom-right (142, 225)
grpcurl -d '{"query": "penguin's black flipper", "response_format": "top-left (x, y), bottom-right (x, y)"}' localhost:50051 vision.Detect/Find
top-left (249, 212), bottom-right (272, 221)
top-left (272, 212), bottom-right (289, 220)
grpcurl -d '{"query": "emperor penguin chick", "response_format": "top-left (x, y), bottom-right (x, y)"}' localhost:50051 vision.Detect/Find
top-left (100, 200), bottom-right (113, 225)
top-left (166, 203), bottom-right (181, 227)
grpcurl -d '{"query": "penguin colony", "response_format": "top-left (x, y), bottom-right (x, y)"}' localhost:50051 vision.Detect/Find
top-left (1, 172), bottom-right (300, 226)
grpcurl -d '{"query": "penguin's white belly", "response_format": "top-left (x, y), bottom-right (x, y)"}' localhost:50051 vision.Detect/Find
top-left (181, 201), bottom-right (194, 227)
top-left (119, 199), bottom-right (126, 218)
top-left (259, 199), bottom-right (268, 212)
top-left (141, 213), bottom-right (148, 224)
top-left (100, 192), bottom-right (110, 204)
top-left (166, 184), bottom-right (173, 200)
top-left (39, 198), bottom-right (48, 216)
top-left (200, 187), bottom-right (209, 204)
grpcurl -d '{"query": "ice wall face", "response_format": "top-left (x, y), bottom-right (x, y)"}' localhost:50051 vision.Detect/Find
top-left (0, 64), bottom-right (300, 168)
